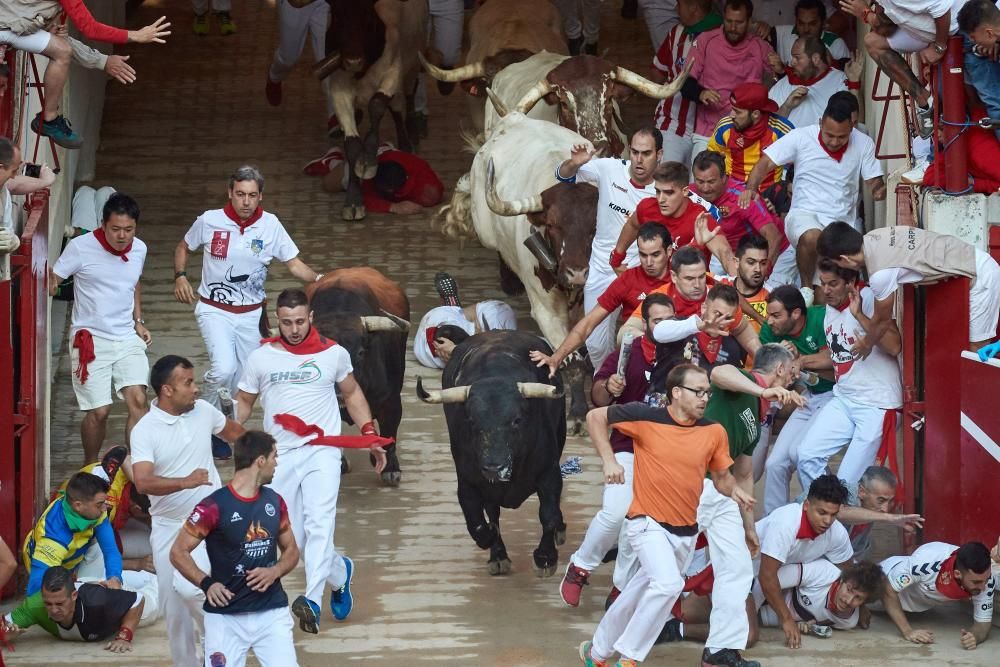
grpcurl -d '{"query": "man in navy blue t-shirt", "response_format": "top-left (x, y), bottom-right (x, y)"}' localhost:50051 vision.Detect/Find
top-left (171, 431), bottom-right (300, 667)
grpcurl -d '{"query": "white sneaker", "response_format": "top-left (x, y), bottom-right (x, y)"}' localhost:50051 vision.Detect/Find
top-left (217, 387), bottom-right (235, 420)
top-left (800, 286), bottom-right (815, 308)
top-left (901, 160), bottom-right (929, 185)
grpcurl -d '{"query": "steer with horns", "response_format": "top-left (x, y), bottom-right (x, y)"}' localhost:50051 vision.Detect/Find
top-left (417, 330), bottom-right (567, 576)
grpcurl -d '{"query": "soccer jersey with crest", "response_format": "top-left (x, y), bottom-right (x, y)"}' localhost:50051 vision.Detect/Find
top-left (184, 485), bottom-right (291, 615)
top-left (754, 559), bottom-right (859, 630)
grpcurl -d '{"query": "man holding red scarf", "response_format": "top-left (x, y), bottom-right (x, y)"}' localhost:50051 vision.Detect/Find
top-left (50, 193), bottom-right (150, 464)
top-left (174, 166), bottom-right (322, 460)
top-left (235, 289), bottom-right (389, 634)
top-left (770, 36), bottom-right (862, 129)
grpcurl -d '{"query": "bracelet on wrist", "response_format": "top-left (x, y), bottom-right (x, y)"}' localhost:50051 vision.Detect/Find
top-left (361, 420), bottom-right (377, 435)
top-left (115, 626), bottom-right (134, 643)
top-left (609, 250), bottom-right (627, 268)
top-left (174, 270), bottom-right (186, 279)
top-left (846, 80), bottom-right (861, 90)
top-left (199, 576), bottom-right (216, 593)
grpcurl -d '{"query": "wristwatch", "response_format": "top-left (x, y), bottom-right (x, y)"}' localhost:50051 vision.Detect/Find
top-left (933, 42), bottom-right (947, 55)
top-left (135, 318), bottom-right (145, 325)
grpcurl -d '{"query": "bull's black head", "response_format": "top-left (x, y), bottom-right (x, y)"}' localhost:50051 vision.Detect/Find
top-left (327, 0), bottom-right (386, 74)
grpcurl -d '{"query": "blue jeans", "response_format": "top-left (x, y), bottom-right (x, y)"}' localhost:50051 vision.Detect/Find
top-left (963, 34), bottom-right (1000, 140)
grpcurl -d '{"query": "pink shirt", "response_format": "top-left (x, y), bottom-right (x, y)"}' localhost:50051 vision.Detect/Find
top-left (688, 28), bottom-right (775, 136)
top-left (711, 179), bottom-right (789, 254)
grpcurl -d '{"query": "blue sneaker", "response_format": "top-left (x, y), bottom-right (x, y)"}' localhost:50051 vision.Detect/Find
top-left (291, 595), bottom-right (321, 634)
top-left (211, 435), bottom-right (232, 460)
top-left (30, 113), bottom-right (83, 149)
top-left (330, 556), bottom-right (354, 621)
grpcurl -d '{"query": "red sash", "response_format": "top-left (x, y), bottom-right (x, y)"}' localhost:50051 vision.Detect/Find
top-left (73, 329), bottom-right (96, 385)
top-left (272, 413), bottom-right (394, 449)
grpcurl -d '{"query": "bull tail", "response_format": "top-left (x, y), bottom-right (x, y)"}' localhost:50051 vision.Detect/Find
top-left (433, 172), bottom-right (477, 242)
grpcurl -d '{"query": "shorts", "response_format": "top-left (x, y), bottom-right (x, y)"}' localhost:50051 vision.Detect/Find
top-left (475, 300), bottom-right (516, 331)
top-left (970, 249), bottom-right (1000, 342)
top-left (783, 210), bottom-right (826, 248)
top-left (203, 605), bottom-right (298, 667)
top-left (887, 28), bottom-right (931, 54)
top-left (0, 28), bottom-right (51, 54)
top-left (70, 332), bottom-right (149, 411)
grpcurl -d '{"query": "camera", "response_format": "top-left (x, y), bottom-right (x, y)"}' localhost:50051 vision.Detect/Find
top-left (23, 163), bottom-right (41, 179)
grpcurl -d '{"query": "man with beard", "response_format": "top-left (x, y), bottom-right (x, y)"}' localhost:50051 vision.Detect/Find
top-left (720, 234), bottom-right (772, 332)
top-left (770, 36), bottom-right (862, 129)
top-left (556, 128), bottom-right (663, 369)
top-left (772, 0), bottom-right (851, 67)
top-left (707, 82), bottom-right (793, 189)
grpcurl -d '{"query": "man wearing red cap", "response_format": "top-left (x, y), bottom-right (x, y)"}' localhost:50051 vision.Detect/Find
top-left (707, 83), bottom-right (793, 190)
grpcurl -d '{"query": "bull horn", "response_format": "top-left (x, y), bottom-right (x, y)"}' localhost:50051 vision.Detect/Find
top-left (484, 87), bottom-right (508, 118)
top-left (313, 52), bottom-right (342, 81)
top-left (611, 60), bottom-right (690, 100)
top-left (361, 315), bottom-right (408, 332)
top-left (418, 51), bottom-right (486, 83)
top-left (517, 382), bottom-right (564, 399)
top-left (380, 309), bottom-right (411, 332)
top-left (485, 158), bottom-right (544, 217)
top-left (416, 377), bottom-right (471, 404)
top-left (514, 79), bottom-right (555, 114)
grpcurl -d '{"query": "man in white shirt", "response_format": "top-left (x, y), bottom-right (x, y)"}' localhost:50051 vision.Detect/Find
top-left (772, 0), bottom-right (851, 66)
top-left (173, 165), bottom-right (322, 459)
top-left (265, 0), bottom-right (330, 108)
top-left (129, 355), bottom-right (245, 667)
top-left (555, 127), bottom-right (662, 369)
top-left (739, 97), bottom-right (885, 292)
top-left (769, 36), bottom-right (861, 129)
top-left (754, 475), bottom-right (854, 648)
top-left (878, 540), bottom-right (995, 648)
top-left (236, 289), bottom-right (388, 634)
top-left (49, 192), bottom-right (150, 464)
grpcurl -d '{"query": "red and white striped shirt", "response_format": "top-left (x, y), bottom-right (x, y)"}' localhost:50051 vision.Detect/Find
top-left (651, 23), bottom-right (697, 139)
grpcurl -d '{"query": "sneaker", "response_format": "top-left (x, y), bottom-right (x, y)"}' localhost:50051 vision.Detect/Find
top-left (701, 648), bottom-right (761, 667)
top-left (211, 435), bottom-right (232, 460)
top-left (434, 271), bottom-right (462, 307)
top-left (604, 586), bottom-right (621, 611)
top-left (915, 99), bottom-right (934, 139)
top-left (291, 595), bottom-right (321, 634)
top-left (193, 12), bottom-right (209, 35)
top-left (30, 113), bottom-right (83, 149)
top-left (615, 660), bottom-right (639, 667)
top-left (560, 563), bottom-right (590, 607)
top-left (217, 387), bottom-right (235, 420)
top-left (265, 77), bottom-right (282, 106)
top-left (579, 641), bottom-right (609, 667)
top-left (799, 286), bottom-right (814, 308)
top-left (655, 618), bottom-right (683, 644)
top-left (330, 556), bottom-right (354, 621)
top-left (901, 159), bottom-right (929, 185)
top-left (217, 11), bottom-right (237, 35)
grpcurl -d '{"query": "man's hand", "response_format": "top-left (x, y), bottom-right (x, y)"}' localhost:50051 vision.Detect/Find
top-left (529, 349), bottom-right (560, 378)
top-left (104, 576), bottom-right (123, 590)
top-left (839, 0), bottom-right (869, 19)
top-left (752, 20), bottom-right (772, 40)
top-left (768, 51), bottom-right (784, 75)
top-left (51, 24), bottom-right (69, 37)
top-left (370, 445), bottom-right (387, 475)
top-left (847, 287), bottom-right (863, 320)
top-left (737, 188), bottom-right (759, 209)
top-left (870, 178), bottom-right (887, 201)
top-left (105, 55), bottom-right (137, 84)
top-left (137, 555), bottom-right (156, 573)
top-left (779, 340), bottom-right (800, 359)
top-left (174, 275), bottom-right (196, 304)
top-left (904, 628), bottom-right (935, 644)
top-left (920, 45), bottom-right (944, 66)
top-left (960, 628), bottom-right (979, 650)
top-left (569, 142), bottom-right (596, 168)
top-left (105, 636), bottom-right (133, 653)
top-left (889, 513), bottom-right (925, 533)
top-left (762, 386), bottom-right (807, 407)
top-left (603, 458), bottom-right (626, 485)
top-left (36, 164), bottom-right (57, 187)
top-left (135, 322), bottom-right (152, 345)
top-left (184, 468), bottom-right (211, 489)
top-left (730, 485), bottom-right (756, 513)
top-left (845, 50), bottom-right (865, 82)
top-left (0, 617), bottom-right (24, 639)
top-left (785, 86), bottom-right (809, 110)
top-left (605, 374), bottom-right (626, 398)
top-left (851, 335), bottom-right (874, 360)
top-left (699, 89), bottom-right (721, 106)
top-left (129, 16), bottom-right (171, 44)
top-left (698, 309), bottom-right (734, 337)
top-left (246, 565), bottom-right (280, 592)
top-left (693, 212), bottom-right (721, 246)
top-left (613, 263), bottom-right (628, 276)
top-left (782, 617), bottom-right (802, 648)
top-left (433, 337), bottom-right (456, 363)
top-left (744, 528), bottom-right (761, 558)
top-left (0, 228), bottom-right (21, 255)
top-left (205, 581), bottom-right (234, 608)
top-left (858, 605), bottom-right (872, 629)
top-left (389, 200), bottom-right (424, 215)
top-left (972, 42), bottom-right (1000, 61)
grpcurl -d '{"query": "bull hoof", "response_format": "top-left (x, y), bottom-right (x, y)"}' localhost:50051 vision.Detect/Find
top-left (488, 557), bottom-right (512, 576)
top-left (341, 204), bottom-right (367, 221)
top-left (353, 158), bottom-right (378, 180)
top-left (380, 470), bottom-right (401, 487)
top-left (533, 563), bottom-right (558, 578)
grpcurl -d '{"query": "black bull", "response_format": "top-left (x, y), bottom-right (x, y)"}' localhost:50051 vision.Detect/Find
top-left (417, 330), bottom-right (567, 576)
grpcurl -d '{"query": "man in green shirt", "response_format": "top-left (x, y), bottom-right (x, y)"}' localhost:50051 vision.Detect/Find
top-left (759, 285), bottom-right (834, 514)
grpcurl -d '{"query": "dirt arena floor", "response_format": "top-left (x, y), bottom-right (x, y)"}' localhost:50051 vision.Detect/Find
top-left (7, 0), bottom-right (996, 664)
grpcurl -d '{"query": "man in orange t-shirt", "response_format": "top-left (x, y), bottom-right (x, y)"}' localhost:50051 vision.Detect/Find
top-left (579, 364), bottom-right (755, 667)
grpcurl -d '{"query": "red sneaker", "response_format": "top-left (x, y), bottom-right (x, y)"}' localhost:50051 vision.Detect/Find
top-left (560, 562), bottom-right (590, 607)
top-left (265, 77), bottom-right (282, 107)
top-left (604, 586), bottom-right (621, 610)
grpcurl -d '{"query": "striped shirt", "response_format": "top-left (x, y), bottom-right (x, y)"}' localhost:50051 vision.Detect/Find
top-left (651, 23), bottom-right (698, 138)
top-left (707, 114), bottom-right (794, 188)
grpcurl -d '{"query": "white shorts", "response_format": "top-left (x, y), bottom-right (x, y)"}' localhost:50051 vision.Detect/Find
top-left (887, 28), bottom-right (930, 55)
top-left (0, 29), bottom-right (51, 54)
top-left (70, 332), bottom-right (149, 411)
top-left (970, 249), bottom-right (1000, 342)
top-left (783, 210), bottom-right (826, 248)
top-left (203, 605), bottom-right (298, 667)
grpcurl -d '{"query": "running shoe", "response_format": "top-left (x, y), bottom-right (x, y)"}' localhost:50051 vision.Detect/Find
top-left (217, 387), bottom-right (235, 420)
top-left (211, 435), bottom-right (232, 460)
top-left (915, 99), bottom-right (934, 139)
top-left (217, 11), bottom-right (237, 35)
top-left (615, 659), bottom-right (639, 667)
top-left (655, 618), bottom-right (683, 644)
top-left (604, 586), bottom-right (621, 610)
top-left (434, 271), bottom-right (462, 307)
top-left (193, 13), bottom-right (209, 35)
top-left (291, 595), bottom-right (321, 634)
top-left (30, 113), bottom-right (83, 149)
top-left (901, 159), bottom-right (929, 185)
top-left (701, 648), bottom-right (761, 667)
top-left (799, 286), bottom-right (815, 308)
top-left (579, 641), bottom-right (609, 667)
top-left (559, 562), bottom-right (590, 607)
top-left (330, 556), bottom-right (354, 621)
top-left (265, 77), bottom-right (282, 107)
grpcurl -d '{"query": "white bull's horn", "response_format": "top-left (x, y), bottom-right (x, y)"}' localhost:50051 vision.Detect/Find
top-left (611, 63), bottom-right (689, 100)
top-left (360, 315), bottom-right (408, 332)
top-left (517, 382), bottom-right (564, 399)
top-left (485, 158), bottom-right (544, 217)
top-left (418, 51), bottom-right (486, 82)
top-left (313, 52), bottom-right (342, 81)
top-left (485, 87), bottom-right (508, 118)
top-left (514, 79), bottom-right (555, 114)
top-left (416, 377), bottom-right (471, 404)
top-left (380, 309), bottom-right (411, 332)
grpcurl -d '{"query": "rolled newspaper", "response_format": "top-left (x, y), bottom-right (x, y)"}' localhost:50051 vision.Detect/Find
top-left (616, 330), bottom-right (635, 381)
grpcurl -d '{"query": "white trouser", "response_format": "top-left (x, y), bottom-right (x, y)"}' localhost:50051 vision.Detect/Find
top-left (270, 444), bottom-right (346, 603)
top-left (764, 390), bottom-right (835, 514)
top-left (638, 0), bottom-right (679, 50)
top-left (571, 452), bottom-right (635, 573)
top-left (269, 0), bottom-right (329, 81)
top-left (71, 186), bottom-right (116, 232)
top-left (151, 515), bottom-right (211, 667)
top-left (796, 394), bottom-right (892, 491)
top-left (697, 480), bottom-right (753, 652)
top-left (429, 0), bottom-right (464, 66)
top-left (192, 0), bottom-right (231, 14)
top-left (591, 517), bottom-right (695, 662)
top-left (751, 414), bottom-right (775, 483)
top-left (765, 245), bottom-right (800, 291)
top-left (584, 272), bottom-right (619, 370)
top-left (554, 0), bottom-right (602, 42)
top-left (195, 302), bottom-right (263, 412)
top-left (203, 606), bottom-right (298, 667)
top-left (76, 517), bottom-right (153, 582)
top-left (691, 133), bottom-right (711, 167)
top-left (660, 131), bottom-right (693, 165)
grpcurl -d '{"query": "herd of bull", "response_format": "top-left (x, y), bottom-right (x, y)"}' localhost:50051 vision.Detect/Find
top-left (305, 0), bottom-right (691, 573)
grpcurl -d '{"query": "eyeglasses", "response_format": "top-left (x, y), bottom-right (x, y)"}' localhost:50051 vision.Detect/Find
top-left (679, 385), bottom-right (713, 399)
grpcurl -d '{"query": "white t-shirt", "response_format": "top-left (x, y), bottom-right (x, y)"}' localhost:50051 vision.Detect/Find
top-left (413, 301), bottom-right (518, 369)
top-left (754, 559), bottom-right (860, 629)
top-left (238, 341), bottom-right (353, 453)
top-left (130, 399), bottom-right (225, 521)
top-left (768, 69), bottom-right (848, 130)
top-left (753, 0), bottom-right (838, 26)
top-left (880, 0), bottom-right (968, 44)
top-left (764, 126), bottom-right (882, 225)
top-left (183, 208), bottom-right (299, 307)
top-left (824, 287), bottom-right (902, 408)
top-left (775, 25), bottom-right (851, 66)
top-left (881, 541), bottom-right (996, 622)
top-left (869, 248), bottom-right (991, 299)
top-left (52, 232), bottom-right (148, 340)
top-left (755, 502), bottom-right (854, 572)
top-left (575, 158), bottom-right (656, 286)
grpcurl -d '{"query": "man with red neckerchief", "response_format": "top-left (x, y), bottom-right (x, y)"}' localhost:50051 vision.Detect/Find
top-left (878, 540), bottom-right (996, 649)
top-left (707, 83), bottom-right (793, 190)
top-left (235, 288), bottom-right (388, 636)
top-left (49, 192), bottom-right (150, 464)
top-left (769, 35), bottom-right (862, 130)
top-left (174, 166), bottom-right (322, 460)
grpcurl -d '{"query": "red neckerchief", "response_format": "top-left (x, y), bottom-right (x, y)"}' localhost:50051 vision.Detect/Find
top-left (750, 370), bottom-right (771, 419)
top-left (93, 227), bottom-right (132, 261)
top-left (640, 334), bottom-right (657, 364)
top-left (426, 326), bottom-right (440, 358)
top-left (824, 580), bottom-right (854, 618)
top-left (669, 278), bottom-right (712, 318)
top-left (787, 66), bottom-right (831, 87)
top-left (223, 202), bottom-right (264, 235)
top-left (697, 330), bottom-right (723, 364)
top-left (260, 327), bottom-right (336, 355)
top-left (730, 114), bottom-right (770, 148)
top-left (935, 554), bottom-right (973, 600)
top-left (817, 130), bottom-right (849, 162)
top-left (796, 510), bottom-right (821, 540)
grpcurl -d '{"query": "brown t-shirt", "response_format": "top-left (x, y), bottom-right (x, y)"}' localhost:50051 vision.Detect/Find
top-left (609, 402), bottom-right (733, 526)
